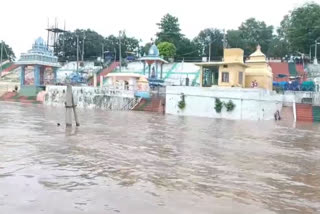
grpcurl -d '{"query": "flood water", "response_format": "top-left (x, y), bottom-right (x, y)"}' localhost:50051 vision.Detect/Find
top-left (0, 102), bottom-right (320, 214)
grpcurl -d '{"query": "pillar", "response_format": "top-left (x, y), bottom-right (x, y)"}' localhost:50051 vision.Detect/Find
top-left (155, 61), bottom-right (158, 79)
top-left (53, 68), bottom-right (58, 84)
top-left (148, 64), bottom-right (151, 78)
top-left (143, 62), bottom-right (146, 75)
top-left (200, 67), bottom-right (203, 87)
top-left (160, 63), bottom-right (163, 80)
top-left (100, 75), bottom-right (103, 88)
top-left (40, 66), bottom-right (45, 85)
top-left (93, 72), bottom-right (97, 87)
top-left (34, 65), bottom-right (40, 86)
top-left (20, 66), bottom-right (25, 86)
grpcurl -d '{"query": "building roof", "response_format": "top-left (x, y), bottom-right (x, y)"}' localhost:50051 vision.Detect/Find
top-left (148, 44), bottom-right (160, 57)
top-left (138, 43), bottom-right (168, 63)
top-left (16, 37), bottom-right (60, 67)
top-left (195, 61), bottom-right (248, 67)
top-left (138, 56), bottom-right (168, 63)
top-left (106, 73), bottom-right (145, 78)
top-left (269, 62), bottom-right (307, 82)
top-left (246, 45), bottom-right (267, 63)
top-left (269, 62), bottom-right (289, 81)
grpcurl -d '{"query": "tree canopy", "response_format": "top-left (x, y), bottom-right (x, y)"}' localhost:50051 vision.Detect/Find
top-left (226, 18), bottom-right (273, 56)
top-left (194, 28), bottom-right (224, 60)
top-left (157, 42), bottom-right (176, 59)
top-left (0, 41), bottom-right (15, 61)
top-left (278, 2), bottom-right (320, 54)
top-left (56, 29), bottom-right (139, 62)
top-left (156, 13), bottom-right (183, 46)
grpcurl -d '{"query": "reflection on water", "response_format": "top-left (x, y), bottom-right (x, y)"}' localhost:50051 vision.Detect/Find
top-left (0, 102), bottom-right (319, 214)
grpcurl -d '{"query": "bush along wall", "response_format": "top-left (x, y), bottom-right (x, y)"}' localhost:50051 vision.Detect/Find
top-left (215, 99), bottom-right (236, 113)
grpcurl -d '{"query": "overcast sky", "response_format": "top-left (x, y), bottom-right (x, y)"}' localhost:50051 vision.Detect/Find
top-left (0, 0), bottom-right (317, 57)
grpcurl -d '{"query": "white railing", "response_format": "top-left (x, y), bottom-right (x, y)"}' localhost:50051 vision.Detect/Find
top-left (121, 97), bottom-right (142, 110)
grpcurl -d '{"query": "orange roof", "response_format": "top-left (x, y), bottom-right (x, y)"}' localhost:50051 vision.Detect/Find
top-left (269, 62), bottom-right (289, 82)
top-left (269, 62), bottom-right (307, 83)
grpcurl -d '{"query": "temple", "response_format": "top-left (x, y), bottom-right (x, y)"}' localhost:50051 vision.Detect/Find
top-left (196, 48), bottom-right (248, 87)
top-left (139, 44), bottom-right (167, 79)
top-left (245, 45), bottom-right (273, 90)
top-left (16, 37), bottom-right (60, 96)
top-left (196, 46), bottom-right (273, 90)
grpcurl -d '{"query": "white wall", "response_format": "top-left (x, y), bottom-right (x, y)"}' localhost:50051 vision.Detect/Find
top-left (44, 85), bottom-right (135, 110)
top-left (166, 86), bottom-right (283, 120)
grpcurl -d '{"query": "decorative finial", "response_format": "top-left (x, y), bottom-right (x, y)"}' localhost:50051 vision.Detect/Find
top-left (257, 44), bottom-right (261, 50)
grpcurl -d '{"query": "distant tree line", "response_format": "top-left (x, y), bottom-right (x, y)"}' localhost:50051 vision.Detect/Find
top-left (2, 2), bottom-right (320, 63)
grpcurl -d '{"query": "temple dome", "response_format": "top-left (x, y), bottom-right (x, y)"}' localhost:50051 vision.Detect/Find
top-left (247, 45), bottom-right (266, 63)
top-left (148, 44), bottom-right (159, 57)
top-left (35, 37), bottom-right (46, 46)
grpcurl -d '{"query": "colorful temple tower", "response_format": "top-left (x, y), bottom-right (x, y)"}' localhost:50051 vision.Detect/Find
top-left (16, 37), bottom-right (60, 96)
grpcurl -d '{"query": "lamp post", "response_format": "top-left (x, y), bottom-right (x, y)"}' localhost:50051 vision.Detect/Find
top-left (206, 36), bottom-right (211, 62)
top-left (314, 37), bottom-right (320, 64)
top-left (76, 35), bottom-right (79, 73)
top-left (118, 30), bottom-right (125, 72)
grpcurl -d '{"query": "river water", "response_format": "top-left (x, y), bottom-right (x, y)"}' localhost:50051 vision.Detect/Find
top-left (0, 102), bottom-right (319, 214)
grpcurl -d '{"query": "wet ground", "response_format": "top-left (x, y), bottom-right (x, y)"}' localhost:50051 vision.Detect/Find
top-left (0, 102), bottom-right (319, 214)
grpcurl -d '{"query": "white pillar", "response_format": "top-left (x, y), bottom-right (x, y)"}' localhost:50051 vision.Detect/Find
top-left (65, 85), bottom-right (73, 127)
top-left (100, 76), bottom-right (103, 88)
top-left (293, 100), bottom-right (297, 122)
top-left (65, 84), bottom-right (80, 127)
top-left (93, 73), bottom-right (97, 87)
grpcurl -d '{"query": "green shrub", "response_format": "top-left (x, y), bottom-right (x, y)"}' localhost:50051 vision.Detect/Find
top-left (214, 98), bottom-right (223, 113)
top-left (178, 93), bottom-right (186, 110)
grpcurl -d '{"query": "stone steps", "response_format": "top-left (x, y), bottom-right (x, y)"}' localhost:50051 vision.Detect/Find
top-left (296, 104), bottom-right (313, 122)
top-left (133, 97), bottom-right (164, 113)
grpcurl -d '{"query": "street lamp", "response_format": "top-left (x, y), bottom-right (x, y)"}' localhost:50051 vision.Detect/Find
top-left (314, 37), bottom-right (320, 64)
top-left (118, 30), bottom-right (125, 72)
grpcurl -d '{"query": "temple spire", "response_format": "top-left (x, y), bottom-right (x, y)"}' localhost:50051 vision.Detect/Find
top-left (257, 44), bottom-right (261, 51)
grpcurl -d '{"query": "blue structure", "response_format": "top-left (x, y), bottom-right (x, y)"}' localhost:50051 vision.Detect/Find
top-left (139, 44), bottom-right (167, 80)
top-left (273, 80), bottom-right (315, 92)
top-left (16, 37), bottom-right (60, 96)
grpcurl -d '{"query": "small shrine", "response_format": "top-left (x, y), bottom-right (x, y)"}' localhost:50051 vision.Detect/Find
top-left (245, 45), bottom-right (273, 90)
top-left (139, 44), bottom-right (167, 80)
top-left (16, 37), bottom-right (60, 96)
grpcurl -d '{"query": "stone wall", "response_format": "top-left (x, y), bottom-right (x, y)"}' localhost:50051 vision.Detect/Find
top-left (166, 86), bottom-right (283, 120)
top-left (44, 85), bottom-right (136, 110)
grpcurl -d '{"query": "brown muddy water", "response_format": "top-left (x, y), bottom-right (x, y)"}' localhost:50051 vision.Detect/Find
top-left (0, 102), bottom-right (319, 214)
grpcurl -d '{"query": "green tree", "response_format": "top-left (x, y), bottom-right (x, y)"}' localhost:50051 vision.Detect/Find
top-left (156, 13), bottom-right (183, 46)
top-left (157, 42), bottom-right (176, 59)
top-left (194, 28), bottom-right (224, 60)
top-left (175, 38), bottom-right (200, 60)
top-left (56, 29), bottom-right (104, 61)
top-left (56, 29), bottom-right (139, 62)
top-left (278, 2), bottom-right (320, 54)
top-left (227, 19), bottom-right (273, 56)
top-left (267, 36), bottom-right (290, 58)
top-left (238, 18), bottom-right (273, 55)
top-left (226, 30), bottom-right (244, 49)
top-left (0, 41), bottom-right (15, 61)
top-left (104, 33), bottom-right (139, 60)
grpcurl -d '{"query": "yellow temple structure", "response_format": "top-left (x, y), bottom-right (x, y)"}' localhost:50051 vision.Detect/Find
top-left (196, 49), bottom-right (247, 88)
top-left (245, 45), bottom-right (273, 90)
top-left (196, 46), bottom-right (273, 90)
